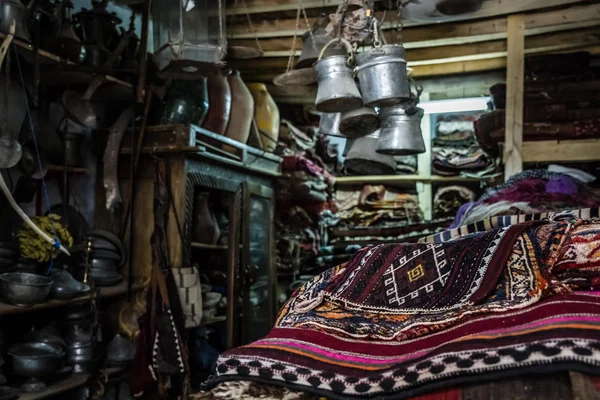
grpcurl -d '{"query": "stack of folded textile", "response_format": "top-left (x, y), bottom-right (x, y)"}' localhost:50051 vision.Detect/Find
top-left (203, 209), bottom-right (600, 400)
top-left (432, 113), bottom-right (495, 176)
top-left (476, 52), bottom-right (600, 155)
top-left (275, 121), bottom-right (338, 280)
top-left (451, 165), bottom-right (600, 228)
top-left (275, 206), bottom-right (320, 276)
top-left (433, 185), bottom-right (476, 219)
top-left (334, 185), bottom-right (422, 228)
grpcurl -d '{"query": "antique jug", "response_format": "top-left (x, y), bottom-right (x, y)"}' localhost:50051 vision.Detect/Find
top-left (344, 129), bottom-right (396, 175)
top-left (45, 0), bottom-right (85, 63)
top-left (356, 45), bottom-right (410, 107)
top-left (313, 39), bottom-right (362, 113)
top-left (339, 107), bottom-right (380, 138)
top-left (192, 192), bottom-right (220, 245)
top-left (0, 0), bottom-right (34, 41)
top-left (201, 71), bottom-right (231, 136)
top-left (377, 106), bottom-right (425, 155)
top-left (247, 83), bottom-right (279, 152)
top-left (224, 69), bottom-right (253, 150)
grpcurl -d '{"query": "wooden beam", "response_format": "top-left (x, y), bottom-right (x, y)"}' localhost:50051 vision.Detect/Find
top-left (228, 0), bottom-right (586, 38)
top-left (265, 71), bottom-right (505, 104)
top-left (243, 57), bottom-right (508, 85)
top-left (231, 27), bottom-right (600, 72)
top-left (523, 140), bottom-right (600, 163)
top-left (230, 4), bottom-right (600, 51)
top-left (504, 14), bottom-right (525, 181)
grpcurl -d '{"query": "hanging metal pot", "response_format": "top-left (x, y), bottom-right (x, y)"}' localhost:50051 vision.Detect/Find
top-left (356, 45), bottom-right (409, 108)
top-left (272, 14), bottom-right (343, 87)
top-left (339, 107), bottom-right (380, 138)
top-left (296, 13), bottom-right (333, 69)
top-left (317, 112), bottom-right (342, 137)
top-left (377, 106), bottom-right (425, 155)
top-left (344, 130), bottom-right (396, 175)
top-left (313, 38), bottom-right (362, 113)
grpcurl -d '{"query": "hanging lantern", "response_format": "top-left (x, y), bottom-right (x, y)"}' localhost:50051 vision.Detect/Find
top-left (152, 0), bottom-right (226, 75)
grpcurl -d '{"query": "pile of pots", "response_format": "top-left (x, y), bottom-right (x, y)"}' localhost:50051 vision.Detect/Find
top-left (0, 240), bottom-right (19, 274)
top-left (313, 39), bottom-right (426, 175)
top-left (85, 230), bottom-right (125, 287)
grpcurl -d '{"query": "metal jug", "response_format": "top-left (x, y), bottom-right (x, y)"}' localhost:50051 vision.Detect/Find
top-left (339, 107), bottom-right (380, 137)
top-left (377, 106), bottom-right (425, 155)
top-left (356, 45), bottom-right (410, 107)
top-left (313, 38), bottom-right (362, 113)
top-left (0, 0), bottom-right (35, 42)
top-left (344, 130), bottom-right (396, 175)
top-left (45, 0), bottom-right (85, 63)
top-left (318, 112), bottom-right (342, 137)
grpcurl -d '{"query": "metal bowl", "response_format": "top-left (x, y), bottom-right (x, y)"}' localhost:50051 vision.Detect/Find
top-left (50, 270), bottom-right (90, 299)
top-left (89, 249), bottom-right (121, 261)
top-left (0, 273), bottom-right (54, 306)
top-left (90, 257), bottom-right (118, 271)
top-left (9, 342), bottom-right (65, 392)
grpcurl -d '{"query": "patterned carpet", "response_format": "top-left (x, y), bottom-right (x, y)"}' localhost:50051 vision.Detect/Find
top-left (204, 213), bottom-right (600, 399)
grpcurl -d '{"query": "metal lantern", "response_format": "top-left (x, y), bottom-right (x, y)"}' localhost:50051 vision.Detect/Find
top-left (152, 0), bottom-right (226, 75)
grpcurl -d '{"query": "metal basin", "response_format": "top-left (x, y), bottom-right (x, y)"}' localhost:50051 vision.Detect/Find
top-left (0, 273), bottom-right (53, 306)
top-left (9, 342), bottom-right (65, 392)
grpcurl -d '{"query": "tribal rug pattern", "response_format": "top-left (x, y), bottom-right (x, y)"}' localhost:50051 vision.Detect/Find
top-left (206, 218), bottom-right (600, 399)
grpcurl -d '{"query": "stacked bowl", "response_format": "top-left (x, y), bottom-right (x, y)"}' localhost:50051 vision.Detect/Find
top-left (85, 230), bottom-right (125, 287)
top-left (0, 240), bottom-right (18, 274)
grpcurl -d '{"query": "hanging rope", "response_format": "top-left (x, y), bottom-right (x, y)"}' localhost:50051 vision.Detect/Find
top-left (285, 2), bottom-right (303, 73)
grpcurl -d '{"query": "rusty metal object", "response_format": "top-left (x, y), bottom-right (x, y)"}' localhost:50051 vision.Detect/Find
top-left (103, 107), bottom-right (134, 210)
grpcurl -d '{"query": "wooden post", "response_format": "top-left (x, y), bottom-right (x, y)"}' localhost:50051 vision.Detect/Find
top-left (417, 93), bottom-right (433, 220)
top-left (504, 14), bottom-right (525, 181)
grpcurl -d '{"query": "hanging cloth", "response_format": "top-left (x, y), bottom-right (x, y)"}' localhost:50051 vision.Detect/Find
top-left (131, 161), bottom-right (190, 398)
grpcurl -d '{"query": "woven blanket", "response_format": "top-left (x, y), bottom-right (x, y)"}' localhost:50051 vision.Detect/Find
top-left (206, 217), bottom-right (600, 399)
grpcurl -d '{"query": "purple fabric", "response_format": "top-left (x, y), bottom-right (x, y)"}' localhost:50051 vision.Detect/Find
top-left (546, 176), bottom-right (578, 195)
top-left (450, 202), bottom-right (475, 229)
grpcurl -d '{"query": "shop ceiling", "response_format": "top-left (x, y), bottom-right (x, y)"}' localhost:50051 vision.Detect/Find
top-left (224, 0), bottom-right (600, 103)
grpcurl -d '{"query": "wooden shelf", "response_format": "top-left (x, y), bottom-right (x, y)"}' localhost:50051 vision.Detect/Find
top-left (335, 175), bottom-right (489, 186)
top-left (0, 281), bottom-right (145, 316)
top-left (18, 367), bottom-right (126, 400)
top-left (0, 32), bottom-right (133, 98)
top-left (191, 242), bottom-right (228, 250)
top-left (522, 139), bottom-right (600, 163)
top-left (47, 164), bottom-right (91, 175)
top-left (199, 316), bottom-right (227, 326)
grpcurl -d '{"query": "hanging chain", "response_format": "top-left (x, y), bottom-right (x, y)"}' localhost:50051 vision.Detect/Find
top-left (335, 0), bottom-right (349, 39)
top-left (285, 2), bottom-right (302, 72)
top-left (396, 0), bottom-right (404, 44)
top-left (300, 3), bottom-right (318, 55)
top-left (240, 0), bottom-right (263, 53)
top-left (372, 19), bottom-right (382, 48)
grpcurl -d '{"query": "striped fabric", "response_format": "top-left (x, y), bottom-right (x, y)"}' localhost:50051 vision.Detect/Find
top-left (419, 207), bottom-right (600, 244)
